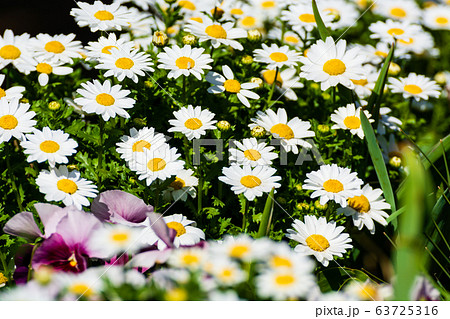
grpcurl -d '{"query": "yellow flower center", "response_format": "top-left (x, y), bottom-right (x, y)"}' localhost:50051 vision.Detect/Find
top-left (165, 288), bottom-right (187, 301)
top-left (40, 140), bottom-right (60, 153)
top-left (241, 16), bottom-right (256, 27)
top-left (284, 35), bottom-right (299, 44)
top-left (224, 79), bottom-right (241, 93)
top-left (323, 59), bottom-right (346, 76)
top-left (270, 123), bottom-right (294, 140)
top-left (0, 115), bottom-right (18, 130)
top-left (343, 116), bottom-right (361, 129)
top-left (170, 177), bottom-right (186, 190)
top-left (101, 45), bottom-right (117, 54)
top-left (190, 17), bottom-right (203, 23)
top-left (243, 149), bottom-right (262, 161)
top-left (45, 41), bottom-right (65, 54)
top-left (111, 232), bottom-right (129, 243)
top-left (175, 56), bottom-right (196, 69)
top-left (0, 45), bottom-right (21, 60)
top-left (390, 8), bottom-right (406, 18)
top-left (348, 194), bottom-right (371, 213)
top-left (181, 253), bottom-right (199, 265)
top-left (94, 10), bottom-right (114, 21)
top-left (398, 37), bottom-right (414, 45)
top-left (271, 256), bottom-right (293, 268)
top-left (261, 1), bottom-right (275, 8)
top-left (275, 274), bottom-right (295, 286)
top-left (323, 179), bottom-right (344, 193)
top-left (305, 234), bottom-right (330, 252)
top-left (230, 8), bottom-right (244, 15)
top-left (358, 284), bottom-right (377, 300)
top-left (436, 17), bottom-right (449, 25)
top-left (95, 93), bottom-right (115, 106)
top-left (68, 254), bottom-right (78, 267)
top-left (229, 244), bottom-right (249, 258)
top-left (351, 79), bottom-right (368, 86)
top-left (0, 272), bottom-right (8, 285)
top-left (205, 25), bottom-right (227, 39)
top-left (69, 283), bottom-right (93, 297)
top-left (219, 268), bottom-right (233, 279)
top-left (184, 117), bottom-right (203, 130)
top-left (375, 50), bottom-right (388, 58)
top-left (57, 179), bottom-right (78, 194)
top-left (36, 63), bottom-right (53, 74)
top-left (166, 221), bottom-right (186, 237)
top-left (269, 52), bottom-right (288, 62)
top-left (262, 69), bottom-right (283, 87)
top-left (147, 158), bottom-right (166, 172)
top-left (299, 13), bottom-right (316, 23)
top-left (387, 28), bottom-right (405, 36)
top-left (240, 175), bottom-right (262, 188)
top-left (325, 8), bottom-right (341, 20)
top-left (0, 88), bottom-right (5, 99)
top-left (403, 84), bottom-right (422, 94)
top-left (132, 140), bottom-right (151, 152)
top-left (179, 0), bottom-right (196, 10)
top-left (115, 57), bottom-right (134, 69)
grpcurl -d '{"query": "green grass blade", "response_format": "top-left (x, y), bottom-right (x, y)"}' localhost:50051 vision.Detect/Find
top-left (425, 247), bottom-right (450, 280)
top-left (423, 134), bottom-right (450, 170)
top-left (386, 206), bottom-right (405, 224)
top-left (440, 139), bottom-right (450, 185)
top-left (366, 42), bottom-right (395, 124)
top-left (432, 216), bottom-right (450, 253)
top-left (361, 110), bottom-right (397, 223)
top-left (256, 188), bottom-right (275, 238)
top-left (312, 0), bottom-right (331, 41)
top-left (394, 150), bottom-right (428, 300)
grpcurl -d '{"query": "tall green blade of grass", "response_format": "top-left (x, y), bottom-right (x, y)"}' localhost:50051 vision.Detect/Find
top-left (394, 150), bottom-right (429, 300)
top-left (312, 0), bottom-right (331, 41)
top-left (423, 134), bottom-right (450, 170)
top-left (256, 188), bottom-right (275, 238)
top-left (361, 111), bottom-right (397, 226)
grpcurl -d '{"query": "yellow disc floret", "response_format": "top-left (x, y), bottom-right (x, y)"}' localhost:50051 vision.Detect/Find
top-left (57, 179), bottom-right (78, 194)
top-left (305, 234), bottom-right (330, 252)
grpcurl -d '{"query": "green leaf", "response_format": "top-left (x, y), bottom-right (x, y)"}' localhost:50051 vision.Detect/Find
top-left (317, 267), bottom-right (372, 293)
top-left (423, 134), bottom-right (450, 170)
top-left (312, 0), bottom-right (331, 41)
top-left (366, 42), bottom-right (395, 124)
top-left (360, 110), bottom-right (397, 223)
top-left (256, 188), bottom-right (275, 238)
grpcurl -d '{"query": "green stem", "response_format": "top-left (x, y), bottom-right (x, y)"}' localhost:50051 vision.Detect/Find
top-left (197, 173), bottom-right (203, 215)
top-left (266, 66), bottom-right (279, 108)
top-left (27, 244), bottom-right (38, 282)
top-left (97, 118), bottom-right (105, 188)
top-left (6, 143), bottom-right (24, 212)
top-left (242, 196), bottom-right (249, 232)
top-left (182, 75), bottom-right (187, 104)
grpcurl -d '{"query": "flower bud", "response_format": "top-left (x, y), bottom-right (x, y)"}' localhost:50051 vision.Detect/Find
top-left (314, 200), bottom-right (328, 210)
top-left (67, 164), bottom-right (78, 171)
top-left (296, 202), bottom-right (310, 211)
top-left (389, 156), bottom-right (402, 168)
top-left (182, 34), bottom-right (197, 46)
top-left (217, 120), bottom-right (231, 131)
top-left (295, 184), bottom-right (302, 191)
top-left (317, 124), bottom-right (330, 134)
top-left (251, 125), bottom-right (266, 138)
top-left (165, 0), bottom-right (177, 4)
top-left (250, 77), bottom-right (264, 89)
top-left (241, 54), bottom-right (253, 65)
top-left (20, 98), bottom-right (29, 104)
top-left (434, 71), bottom-right (447, 85)
top-left (388, 62), bottom-right (401, 76)
top-left (48, 101), bottom-right (61, 110)
top-left (247, 29), bottom-right (262, 42)
top-left (152, 31), bottom-right (169, 47)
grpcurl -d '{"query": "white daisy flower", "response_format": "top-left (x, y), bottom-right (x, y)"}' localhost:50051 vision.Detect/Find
top-left (208, 234), bottom-right (272, 262)
top-left (281, 3), bottom-right (334, 33)
top-left (115, 127), bottom-right (167, 170)
top-left (88, 224), bottom-right (145, 258)
top-left (206, 65), bottom-right (259, 108)
top-left (256, 267), bottom-right (316, 300)
top-left (157, 45), bottom-right (213, 80)
top-left (219, 165), bottom-right (281, 201)
top-left (0, 98), bottom-right (36, 143)
top-left (263, 241), bottom-right (317, 272)
top-left (70, 1), bottom-right (135, 32)
top-left (388, 73), bottom-right (441, 101)
top-left (236, 12), bottom-right (264, 30)
top-left (356, 42), bottom-right (404, 65)
top-left (268, 29), bottom-right (306, 49)
top-left (303, 164), bottom-right (363, 207)
top-left (85, 33), bottom-right (135, 61)
top-left (95, 47), bottom-right (154, 83)
top-left (423, 5), bottom-right (450, 30)
top-left (31, 33), bottom-right (83, 64)
top-left (21, 127), bottom-right (78, 167)
top-left (168, 105), bottom-right (217, 140)
top-left (229, 137), bottom-right (278, 167)
top-left (317, 0), bottom-right (360, 30)
top-left (299, 37), bottom-right (366, 91)
top-left (185, 16), bottom-right (247, 50)
top-left (30, 58), bottom-right (73, 87)
top-left (168, 247), bottom-right (206, 270)
top-left (54, 268), bottom-right (104, 300)
top-left (141, 213), bottom-right (205, 250)
top-left (261, 68), bottom-right (304, 101)
top-left (0, 74), bottom-right (25, 102)
top-left (162, 168), bottom-right (198, 202)
top-left (369, 19), bottom-right (422, 42)
top-left (253, 43), bottom-right (301, 70)
top-left (337, 184), bottom-right (391, 234)
top-left (372, 0), bottom-right (421, 22)
top-left (249, 108), bottom-right (315, 154)
top-left (248, 0), bottom-right (282, 19)
top-left (74, 79), bottom-right (135, 121)
top-left (344, 279), bottom-right (393, 301)
top-left (287, 215), bottom-right (353, 267)
top-left (351, 64), bottom-right (378, 99)
top-left (35, 165), bottom-right (98, 210)
top-left (331, 103), bottom-right (374, 139)
top-left (394, 31), bottom-right (435, 56)
top-left (134, 143), bottom-right (185, 185)
top-left (0, 29), bottom-right (35, 74)
top-left (208, 258), bottom-right (246, 286)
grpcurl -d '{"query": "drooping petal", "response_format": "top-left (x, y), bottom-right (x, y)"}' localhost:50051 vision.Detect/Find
top-left (147, 212), bottom-right (176, 249)
top-left (34, 203), bottom-right (67, 237)
top-left (3, 212), bottom-right (43, 241)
